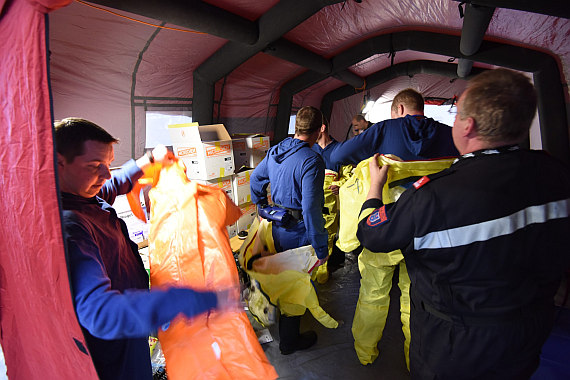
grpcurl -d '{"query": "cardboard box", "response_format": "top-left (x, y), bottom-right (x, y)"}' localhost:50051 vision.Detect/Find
top-left (227, 224), bottom-right (237, 239)
top-left (232, 168), bottom-right (254, 205)
top-left (169, 123), bottom-right (234, 180)
top-left (112, 193), bottom-right (149, 244)
top-left (195, 176), bottom-right (235, 204)
top-left (245, 134), bottom-right (270, 168)
top-left (232, 138), bottom-right (250, 170)
top-left (235, 202), bottom-right (257, 234)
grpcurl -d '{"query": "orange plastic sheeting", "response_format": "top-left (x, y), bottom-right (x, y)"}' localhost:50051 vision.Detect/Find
top-left (148, 162), bottom-right (278, 380)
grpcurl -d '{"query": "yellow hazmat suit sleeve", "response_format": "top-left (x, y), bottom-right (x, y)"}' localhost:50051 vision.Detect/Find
top-left (239, 218), bottom-right (339, 329)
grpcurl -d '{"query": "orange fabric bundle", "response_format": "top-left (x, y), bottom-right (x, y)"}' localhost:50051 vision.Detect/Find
top-left (142, 162), bottom-right (277, 379)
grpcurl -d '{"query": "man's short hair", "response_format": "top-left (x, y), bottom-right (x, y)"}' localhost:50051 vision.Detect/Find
top-left (54, 117), bottom-right (118, 163)
top-left (391, 88), bottom-right (424, 113)
top-left (295, 106), bottom-right (323, 136)
top-left (353, 114), bottom-right (366, 123)
top-left (461, 69), bottom-right (537, 143)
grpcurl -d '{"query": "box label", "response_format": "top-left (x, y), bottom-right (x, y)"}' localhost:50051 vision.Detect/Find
top-left (177, 147), bottom-right (197, 157)
top-left (205, 143), bottom-right (232, 157)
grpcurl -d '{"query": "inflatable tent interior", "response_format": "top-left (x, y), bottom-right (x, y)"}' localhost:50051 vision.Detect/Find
top-left (0, 0), bottom-right (569, 378)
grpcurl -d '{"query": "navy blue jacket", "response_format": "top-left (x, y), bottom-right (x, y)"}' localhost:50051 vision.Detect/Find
top-left (63, 160), bottom-right (218, 380)
top-left (250, 137), bottom-right (328, 259)
top-left (311, 137), bottom-right (341, 173)
top-left (330, 115), bottom-right (459, 166)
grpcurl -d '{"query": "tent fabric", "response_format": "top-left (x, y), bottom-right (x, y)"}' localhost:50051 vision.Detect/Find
top-left (47, 1), bottom-right (569, 166)
top-left (0, 0), bottom-right (98, 379)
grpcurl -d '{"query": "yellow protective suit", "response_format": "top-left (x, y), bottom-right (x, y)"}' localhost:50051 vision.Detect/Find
top-left (312, 165), bottom-right (352, 283)
top-left (239, 218), bottom-right (338, 328)
top-left (339, 155), bottom-right (455, 367)
top-left (147, 162), bottom-right (277, 380)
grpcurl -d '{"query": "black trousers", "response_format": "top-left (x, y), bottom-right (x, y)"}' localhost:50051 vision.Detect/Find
top-left (409, 299), bottom-right (554, 380)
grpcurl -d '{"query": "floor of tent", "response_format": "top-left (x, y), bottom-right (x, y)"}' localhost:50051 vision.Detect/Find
top-left (252, 250), bottom-right (411, 380)
top-left (248, 251), bottom-right (570, 380)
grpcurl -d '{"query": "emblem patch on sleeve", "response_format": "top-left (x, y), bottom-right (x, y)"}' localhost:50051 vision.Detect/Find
top-left (367, 205), bottom-right (388, 226)
top-left (413, 176), bottom-right (430, 189)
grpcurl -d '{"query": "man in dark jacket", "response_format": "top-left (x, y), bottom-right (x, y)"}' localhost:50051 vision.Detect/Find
top-left (56, 118), bottom-right (231, 379)
top-left (250, 106), bottom-right (328, 354)
top-left (358, 69), bottom-right (570, 379)
top-left (331, 88), bottom-right (459, 367)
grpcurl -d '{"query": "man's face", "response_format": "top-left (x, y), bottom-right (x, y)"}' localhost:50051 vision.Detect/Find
top-left (58, 140), bottom-right (114, 198)
top-left (352, 119), bottom-right (368, 135)
top-left (452, 92), bottom-right (468, 154)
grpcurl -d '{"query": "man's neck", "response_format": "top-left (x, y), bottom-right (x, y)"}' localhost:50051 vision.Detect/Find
top-left (317, 134), bottom-right (332, 149)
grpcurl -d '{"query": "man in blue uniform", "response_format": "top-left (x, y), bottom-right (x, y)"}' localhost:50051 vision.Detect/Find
top-left (250, 106), bottom-right (328, 354)
top-left (331, 89), bottom-right (458, 165)
top-left (311, 116), bottom-right (345, 283)
top-left (358, 69), bottom-right (570, 379)
top-left (352, 114), bottom-right (371, 136)
top-left (332, 89), bottom-right (460, 367)
top-left (56, 118), bottom-right (231, 380)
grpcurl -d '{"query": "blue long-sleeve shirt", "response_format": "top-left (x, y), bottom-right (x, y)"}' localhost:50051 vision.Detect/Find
top-left (330, 115), bottom-right (459, 166)
top-left (250, 137), bottom-right (328, 259)
top-left (62, 159), bottom-right (217, 380)
top-left (311, 137), bottom-right (341, 172)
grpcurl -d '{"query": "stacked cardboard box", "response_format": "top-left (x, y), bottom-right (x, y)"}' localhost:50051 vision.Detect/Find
top-left (169, 123), bottom-right (235, 180)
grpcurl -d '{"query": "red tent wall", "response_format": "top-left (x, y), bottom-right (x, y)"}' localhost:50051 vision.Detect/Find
top-left (0, 0), bottom-right (97, 378)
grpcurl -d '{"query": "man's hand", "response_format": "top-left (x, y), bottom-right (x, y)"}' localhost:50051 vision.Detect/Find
top-left (329, 184), bottom-right (340, 195)
top-left (367, 153), bottom-right (389, 201)
top-left (215, 286), bottom-right (242, 313)
top-left (316, 256), bottom-right (329, 267)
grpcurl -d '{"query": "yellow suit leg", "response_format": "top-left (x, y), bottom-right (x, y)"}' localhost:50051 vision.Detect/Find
top-left (351, 249), bottom-right (397, 364)
top-left (398, 260), bottom-right (411, 370)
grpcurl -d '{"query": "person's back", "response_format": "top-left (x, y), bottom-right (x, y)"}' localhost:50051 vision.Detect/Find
top-left (331, 89), bottom-right (458, 167)
top-left (357, 69), bottom-right (570, 379)
top-left (250, 106), bottom-right (328, 355)
top-left (365, 115), bottom-right (457, 161)
top-left (406, 148), bottom-right (570, 316)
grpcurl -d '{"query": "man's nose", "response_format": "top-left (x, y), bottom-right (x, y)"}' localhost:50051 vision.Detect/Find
top-left (100, 165), bottom-right (111, 179)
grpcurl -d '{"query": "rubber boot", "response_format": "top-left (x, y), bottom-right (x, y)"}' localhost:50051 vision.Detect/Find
top-left (278, 315), bottom-right (317, 355)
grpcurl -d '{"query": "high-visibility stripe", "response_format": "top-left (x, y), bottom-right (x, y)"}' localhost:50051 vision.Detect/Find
top-left (414, 198), bottom-right (570, 250)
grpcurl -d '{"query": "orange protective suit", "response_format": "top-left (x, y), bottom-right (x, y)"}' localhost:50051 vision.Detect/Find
top-left (134, 161), bottom-right (277, 380)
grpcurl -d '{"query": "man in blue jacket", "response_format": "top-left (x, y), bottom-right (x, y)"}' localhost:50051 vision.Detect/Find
top-left (330, 89), bottom-right (458, 166)
top-left (250, 106), bottom-right (328, 355)
top-left (55, 118), bottom-right (232, 380)
top-left (330, 89), bottom-right (459, 367)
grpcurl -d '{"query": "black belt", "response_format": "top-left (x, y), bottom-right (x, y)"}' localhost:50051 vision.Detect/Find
top-left (274, 204), bottom-right (303, 221)
top-left (420, 300), bottom-right (551, 326)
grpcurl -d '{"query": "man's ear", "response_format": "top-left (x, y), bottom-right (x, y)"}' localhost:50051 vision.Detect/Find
top-left (464, 117), bottom-right (478, 138)
top-left (56, 153), bottom-right (66, 168)
top-left (397, 104), bottom-right (405, 117)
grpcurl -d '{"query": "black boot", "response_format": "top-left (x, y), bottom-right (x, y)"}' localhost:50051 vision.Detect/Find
top-left (278, 315), bottom-right (317, 355)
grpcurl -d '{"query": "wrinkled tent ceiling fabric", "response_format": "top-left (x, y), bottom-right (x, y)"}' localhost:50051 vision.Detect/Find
top-left (48, 1), bottom-right (569, 165)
